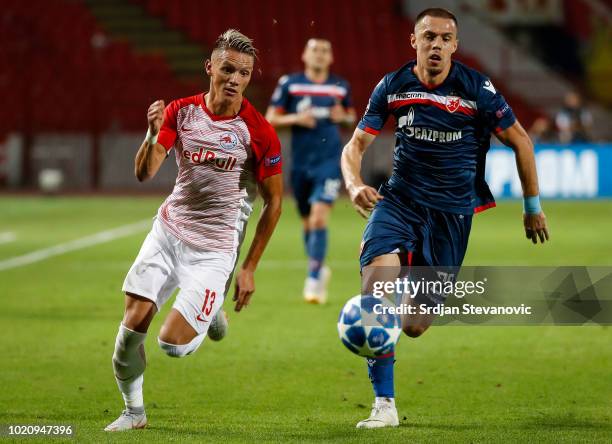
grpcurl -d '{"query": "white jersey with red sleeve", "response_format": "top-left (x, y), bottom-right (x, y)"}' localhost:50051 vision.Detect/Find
top-left (155, 93), bottom-right (282, 253)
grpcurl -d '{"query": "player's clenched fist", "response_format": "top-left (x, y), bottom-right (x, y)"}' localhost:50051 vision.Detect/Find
top-left (348, 184), bottom-right (383, 219)
top-left (147, 100), bottom-right (165, 135)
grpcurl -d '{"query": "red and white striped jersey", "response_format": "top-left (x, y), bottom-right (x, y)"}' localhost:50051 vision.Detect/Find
top-left (156, 93), bottom-right (282, 252)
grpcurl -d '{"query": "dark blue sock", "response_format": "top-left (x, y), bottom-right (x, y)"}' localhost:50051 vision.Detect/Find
top-left (367, 352), bottom-right (395, 398)
top-left (303, 229), bottom-right (311, 256)
top-left (307, 228), bottom-right (327, 279)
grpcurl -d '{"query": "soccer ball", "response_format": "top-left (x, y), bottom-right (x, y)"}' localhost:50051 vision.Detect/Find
top-left (337, 295), bottom-right (401, 357)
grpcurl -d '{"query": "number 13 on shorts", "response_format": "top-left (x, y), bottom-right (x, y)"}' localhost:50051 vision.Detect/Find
top-left (196, 289), bottom-right (216, 322)
top-left (172, 285), bottom-right (225, 336)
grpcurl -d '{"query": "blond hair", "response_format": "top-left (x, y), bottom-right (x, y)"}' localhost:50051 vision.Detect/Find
top-left (213, 29), bottom-right (257, 58)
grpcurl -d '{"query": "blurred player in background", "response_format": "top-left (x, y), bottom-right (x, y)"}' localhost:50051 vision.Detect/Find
top-left (555, 91), bottom-right (593, 143)
top-left (341, 8), bottom-right (549, 428)
top-left (266, 39), bottom-right (356, 304)
top-left (105, 29), bottom-right (283, 431)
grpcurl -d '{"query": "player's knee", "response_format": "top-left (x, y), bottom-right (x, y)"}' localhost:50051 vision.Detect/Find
top-left (403, 324), bottom-right (427, 338)
top-left (157, 314), bottom-right (197, 345)
top-left (112, 324), bottom-right (146, 379)
top-left (122, 293), bottom-right (156, 332)
top-left (308, 214), bottom-right (327, 229)
top-left (157, 338), bottom-right (188, 358)
top-left (157, 334), bottom-right (205, 358)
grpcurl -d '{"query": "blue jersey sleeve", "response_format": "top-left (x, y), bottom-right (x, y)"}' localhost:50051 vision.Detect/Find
top-left (270, 75), bottom-right (291, 111)
top-left (477, 78), bottom-right (516, 133)
top-left (357, 76), bottom-right (389, 135)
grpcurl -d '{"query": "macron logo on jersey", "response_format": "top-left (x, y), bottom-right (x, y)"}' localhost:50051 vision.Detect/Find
top-left (483, 80), bottom-right (497, 95)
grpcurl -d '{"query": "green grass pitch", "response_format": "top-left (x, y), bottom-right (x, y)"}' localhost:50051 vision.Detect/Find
top-left (0, 196), bottom-right (611, 443)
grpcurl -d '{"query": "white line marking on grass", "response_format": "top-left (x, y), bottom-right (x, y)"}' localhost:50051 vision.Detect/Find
top-left (0, 232), bottom-right (17, 245)
top-left (0, 220), bottom-right (151, 272)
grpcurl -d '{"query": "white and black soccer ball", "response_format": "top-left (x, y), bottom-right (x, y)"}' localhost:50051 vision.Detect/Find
top-left (337, 295), bottom-right (401, 358)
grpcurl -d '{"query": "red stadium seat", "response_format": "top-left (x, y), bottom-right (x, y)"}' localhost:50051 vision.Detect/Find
top-left (2, 0), bottom-right (195, 132)
top-left (3, 0), bottom-right (543, 134)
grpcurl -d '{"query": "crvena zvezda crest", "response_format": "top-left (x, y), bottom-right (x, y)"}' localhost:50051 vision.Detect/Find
top-left (446, 96), bottom-right (460, 113)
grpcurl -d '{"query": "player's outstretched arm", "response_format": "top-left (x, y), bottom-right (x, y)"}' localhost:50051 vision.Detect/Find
top-left (496, 121), bottom-right (550, 244)
top-left (341, 128), bottom-right (383, 219)
top-left (134, 100), bottom-right (168, 182)
top-left (233, 174), bottom-right (283, 312)
top-left (265, 106), bottom-right (316, 129)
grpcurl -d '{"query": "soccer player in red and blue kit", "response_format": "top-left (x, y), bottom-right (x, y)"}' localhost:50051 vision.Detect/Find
top-left (267, 39), bottom-right (356, 303)
top-left (341, 8), bottom-right (549, 428)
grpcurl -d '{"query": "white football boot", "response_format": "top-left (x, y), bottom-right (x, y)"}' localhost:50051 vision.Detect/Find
top-left (104, 409), bottom-right (147, 431)
top-left (356, 399), bottom-right (399, 429)
top-left (207, 309), bottom-right (228, 341)
top-left (303, 276), bottom-right (319, 303)
top-left (303, 266), bottom-right (331, 304)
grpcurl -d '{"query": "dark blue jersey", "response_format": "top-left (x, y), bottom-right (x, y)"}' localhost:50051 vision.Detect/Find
top-left (358, 60), bottom-right (516, 214)
top-left (270, 72), bottom-right (352, 169)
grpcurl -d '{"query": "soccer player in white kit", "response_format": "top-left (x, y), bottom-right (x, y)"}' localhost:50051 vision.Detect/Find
top-left (105, 30), bottom-right (283, 432)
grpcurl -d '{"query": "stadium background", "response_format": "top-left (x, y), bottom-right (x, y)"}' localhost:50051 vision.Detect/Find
top-left (1, 0), bottom-right (611, 191)
top-left (1, 0), bottom-right (611, 442)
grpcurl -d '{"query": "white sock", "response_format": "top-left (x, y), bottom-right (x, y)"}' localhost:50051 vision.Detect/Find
top-left (112, 324), bottom-right (147, 411)
top-left (375, 396), bottom-right (395, 408)
top-left (158, 334), bottom-right (205, 358)
top-left (121, 376), bottom-right (144, 411)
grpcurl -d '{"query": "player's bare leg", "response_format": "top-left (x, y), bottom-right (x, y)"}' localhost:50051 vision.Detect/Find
top-left (302, 216), bottom-right (315, 301)
top-left (358, 254), bottom-right (439, 428)
top-left (303, 202), bottom-right (332, 303)
top-left (363, 254), bottom-right (437, 337)
top-left (361, 253), bottom-right (403, 296)
top-left (399, 296), bottom-right (437, 338)
top-left (157, 309), bottom-right (205, 357)
top-left (105, 293), bottom-right (156, 432)
top-left (357, 253), bottom-right (401, 428)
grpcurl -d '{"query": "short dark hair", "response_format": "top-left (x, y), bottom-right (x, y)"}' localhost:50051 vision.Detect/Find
top-left (213, 29), bottom-right (257, 58)
top-left (415, 8), bottom-right (458, 27)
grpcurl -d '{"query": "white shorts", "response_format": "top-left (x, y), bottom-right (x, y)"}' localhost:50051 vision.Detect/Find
top-left (122, 218), bottom-right (237, 335)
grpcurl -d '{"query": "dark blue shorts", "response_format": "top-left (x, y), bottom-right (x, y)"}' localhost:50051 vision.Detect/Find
top-left (360, 184), bottom-right (473, 269)
top-left (291, 161), bottom-right (342, 217)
